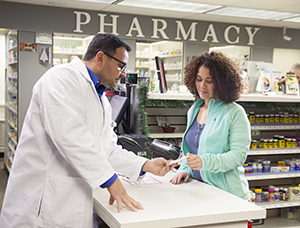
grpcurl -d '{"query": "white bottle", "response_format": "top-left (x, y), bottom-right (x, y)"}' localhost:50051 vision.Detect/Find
top-left (152, 72), bottom-right (160, 93)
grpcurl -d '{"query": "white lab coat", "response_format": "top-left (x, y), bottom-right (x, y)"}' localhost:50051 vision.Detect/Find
top-left (0, 57), bottom-right (148, 228)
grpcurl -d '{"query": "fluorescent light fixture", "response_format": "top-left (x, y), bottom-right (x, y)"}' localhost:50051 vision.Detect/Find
top-left (118, 0), bottom-right (222, 13)
top-left (74, 0), bottom-right (115, 3)
top-left (207, 6), bottom-right (300, 21)
top-left (283, 16), bottom-right (300, 23)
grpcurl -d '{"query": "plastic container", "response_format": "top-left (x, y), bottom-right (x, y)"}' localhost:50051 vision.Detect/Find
top-left (269, 188), bottom-right (275, 202)
top-left (255, 188), bottom-right (262, 203)
top-left (274, 187), bottom-right (280, 201)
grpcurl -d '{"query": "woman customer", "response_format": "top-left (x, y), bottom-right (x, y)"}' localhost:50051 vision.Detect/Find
top-left (170, 51), bottom-right (251, 201)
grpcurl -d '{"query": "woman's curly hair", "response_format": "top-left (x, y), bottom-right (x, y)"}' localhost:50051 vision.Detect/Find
top-left (184, 51), bottom-right (243, 104)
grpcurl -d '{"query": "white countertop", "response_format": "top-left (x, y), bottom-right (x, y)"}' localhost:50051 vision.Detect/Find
top-left (93, 172), bottom-right (266, 228)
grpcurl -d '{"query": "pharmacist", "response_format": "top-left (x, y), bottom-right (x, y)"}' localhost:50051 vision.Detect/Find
top-left (0, 33), bottom-right (176, 228)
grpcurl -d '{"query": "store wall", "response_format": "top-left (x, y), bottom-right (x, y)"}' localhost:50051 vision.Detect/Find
top-left (273, 48), bottom-right (300, 74)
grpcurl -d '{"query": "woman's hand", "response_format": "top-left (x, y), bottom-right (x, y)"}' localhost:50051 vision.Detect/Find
top-left (186, 153), bottom-right (203, 170)
top-left (169, 171), bottom-right (190, 184)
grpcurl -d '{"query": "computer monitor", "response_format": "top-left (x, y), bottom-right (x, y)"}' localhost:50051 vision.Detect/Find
top-left (110, 95), bottom-right (129, 126)
top-left (155, 56), bottom-right (167, 93)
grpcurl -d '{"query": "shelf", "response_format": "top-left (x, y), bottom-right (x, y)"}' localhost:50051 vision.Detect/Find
top-left (8, 61), bottom-right (18, 65)
top-left (8, 90), bottom-right (17, 95)
top-left (165, 68), bottom-right (181, 71)
top-left (136, 56), bottom-right (150, 59)
top-left (135, 66), bottom-right (150, 68)
top-left (258, 217), bottom-right (300, 228)
top-left (245, 171), bottom-right (300, 180)
top-left (147, 92), bottom-right (300, 102)
top-left (152, 54), bottom-right (182, 58)
top-left (257, 200), bottom-right (300, 209)
top-left (7, 143), bottom-right (16, 155)
top-left (7, 106), bottom-right (17, 115)
top-left (248, 148), bottom-right (300, 155)
top-left (251, 123), bottom-right (300, 130)
top-left (8, 45), bottom-right (17, 51)
top-left (53, 51), bottom-right (83, 55)
top-left (7, 121), bottom-right (17, 132)
top-left (148, 132), bottom-right (184, 138)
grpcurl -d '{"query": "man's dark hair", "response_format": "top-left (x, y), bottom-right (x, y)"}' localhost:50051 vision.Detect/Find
top-left (83, 33), bottom-right (131, 61)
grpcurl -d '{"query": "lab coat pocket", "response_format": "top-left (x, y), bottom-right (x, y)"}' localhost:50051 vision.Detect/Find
top-left (37, 175), bottom-right (90, 228)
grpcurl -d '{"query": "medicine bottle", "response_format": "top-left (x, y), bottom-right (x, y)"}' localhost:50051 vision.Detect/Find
top-left (255, 115), bottom-right (260, 124)
top-left (260, 115), bottom-right (264, 124)
top-left (257, 163), bottom-right (263, 173)
top-left (252, 162), bottom-right (258, 173)
top-left (254, 188), bottom-right (262, 203)
top-left (268, 139), bottom-right (273, 149)
top-left (262, 188), bottom-right (269, 203)
top-left (269, 114), bottom-right (275, 123)
top-left (284, 112), bottom-right (289, 123)
top-left (273, 139), bottom-right (279, 148)
top-left (264, 114), bottom-right (270, 123)
top-left (251, 140), bottom-right (257, 149)
top-left (274, 187), bottom-right (280, 201)
top-left (263, 139), bottom-right (269, 149)
top-left (280, 114), bottom-right (285, 123)
top-left (292, 139), bottom-right (297, 148)
top-left (289, 114), bottom-right (294, 123)
top-left (284, 188), bottom-right (289, 201)
top-left (279, 187), bottom-right (284, 200)
top-left (294, 114), bottom-right (299, 123)
top-left (275, 114), bottom-right (280, 123)
top-left (268, 188), bottom-right (275, 202)
top-left (249, 112), bottom-right (255, 124)
top-left (286, 138), bottom-right (292, 148)
top-left (278, 136), bottom-right (285, 148)
top-left (259, 138), bottom-right (264, 148)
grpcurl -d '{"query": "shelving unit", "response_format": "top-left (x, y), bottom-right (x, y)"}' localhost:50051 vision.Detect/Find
top-left (53, 35), bottom-right (93, 65)
top-left (5, 30), bottom-right (18, 172)
top-left (136, 41), bottom-right (183, 91)
top-left (147, 92), bottom-right (300, 226)
top-left (4, 30), bottom-right (53, 172)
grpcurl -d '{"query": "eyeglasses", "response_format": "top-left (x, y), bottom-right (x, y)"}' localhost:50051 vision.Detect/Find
top-left (102, 51), bottom-right (127, 72)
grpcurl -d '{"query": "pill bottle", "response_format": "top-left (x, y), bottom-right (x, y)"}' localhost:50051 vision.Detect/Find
top-left (251, 140), bottom-right (257, 149)
top-left (268, 188), bottom-right (275, 202)
top-left (284, 112), bottom-right (289, 123)
top-left (262, 188), bottom-right (269, 203)
top-left (257, 163), bottom-right (263, 173)
top-left (280, 114), bottom-right (285, 123)
top-left (268, 139), bottom-right (273, 149)
top-left (262, 160), bottom-right (271, 173)
top-left (269, 114), bottom-right (275, 123)
top-left (279, 187), bottom-right (284, 200)
top-left (259, 138), bottom-right (264, 148)
top-left (263, 139), bottom-right (269, 149)
top-left (279, 136), bottom-right (285, 148)
top-left (292, 138), bottom-right (297, 148)
top-left (286, 138), bottom-right (292, 148)
top-left (294, 114), bottom-right (299, 123)
top-left (260, 115), bottom-right (264, 124)
top-left (251, 191), bottom-right (256, 203)
top-left (249, 112), bottom-right (255, 124)
top-left (275, 114), bottom-right (280, 123)
top-left (289, 114), bottom-right (294, 123)
top-left (284, 188), bottom-right (289, 201)
top-left (274, 187), bottom-right (280, 201)
top-left (255, 115), bottom-right (260, 124)
top-left (273, 139), bottom-right (279, 148)
top-left (264, 114), bottom-right (270, 123)
top-left (255, 188), bottom-right (262, 203)
top-left (252, 162), bottom-right (258, 173)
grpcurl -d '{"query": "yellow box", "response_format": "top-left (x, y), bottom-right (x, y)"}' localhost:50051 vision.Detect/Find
top-left (289, 187), bottom-right (300, 201)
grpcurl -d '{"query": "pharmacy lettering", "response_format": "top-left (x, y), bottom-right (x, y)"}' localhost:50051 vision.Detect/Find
top-left (74, 11), bottom-right (260, 45)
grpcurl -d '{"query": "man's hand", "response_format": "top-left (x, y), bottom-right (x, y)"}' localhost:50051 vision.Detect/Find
top-left (107, 178), bottom-right (143, 213)
top-left (142, 158), bottom-right (177, 176)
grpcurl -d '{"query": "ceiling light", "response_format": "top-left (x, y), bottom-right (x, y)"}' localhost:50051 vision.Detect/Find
top-left (283, 16), bottom-right (300, 23)
top-left (117, 0), bottom-right (222, 13)
top-left (74, 0), bottom-right (116, 3)
top-left (207, 6), bottom-right (300, 21)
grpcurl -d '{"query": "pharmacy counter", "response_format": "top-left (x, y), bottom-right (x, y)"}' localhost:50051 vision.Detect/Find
top-left (93, 172), bottom-right (266, 228)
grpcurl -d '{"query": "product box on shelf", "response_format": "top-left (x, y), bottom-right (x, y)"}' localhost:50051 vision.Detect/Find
top-left (288, 187), bottom-right (300, 201)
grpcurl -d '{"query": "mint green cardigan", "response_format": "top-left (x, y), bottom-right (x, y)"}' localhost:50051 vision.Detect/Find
top-left (178, 98), bottom-right (251, 201)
